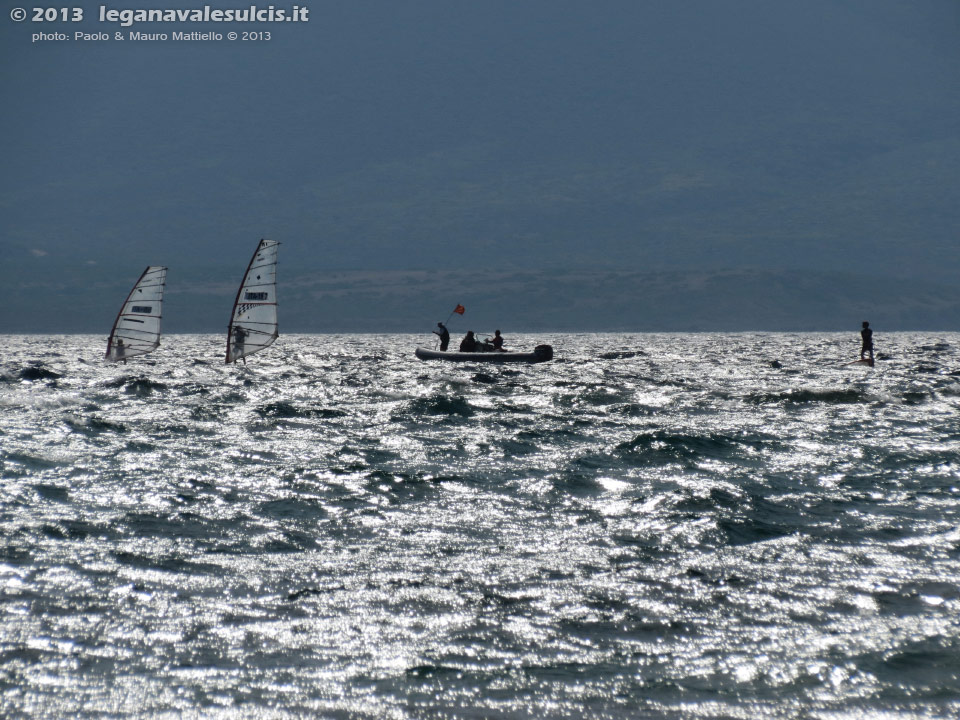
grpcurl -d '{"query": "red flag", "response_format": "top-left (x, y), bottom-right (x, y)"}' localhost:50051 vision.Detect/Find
top-left (454, 304), bottom-right (465, 315)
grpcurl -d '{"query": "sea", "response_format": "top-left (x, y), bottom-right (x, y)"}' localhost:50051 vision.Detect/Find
top-left (2, 332), bottom-right (959, 719)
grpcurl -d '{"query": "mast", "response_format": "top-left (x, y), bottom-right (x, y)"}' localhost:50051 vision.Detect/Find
top-left (105, 266), bottom-right (167, 362)
top-left (226, 239), bottom-right (279, 363)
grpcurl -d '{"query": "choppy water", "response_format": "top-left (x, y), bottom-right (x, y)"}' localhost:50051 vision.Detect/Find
top-left (2, 332), bottom-right (960, 719)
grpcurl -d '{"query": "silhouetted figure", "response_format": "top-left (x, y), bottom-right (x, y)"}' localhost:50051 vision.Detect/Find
top-left (233, 325), bottom-right (249, 365)
top-left (860, 321), bottom-right (874, 363)
top-left (115, 338), bottom-right (127, 365)
top-left (434, 322), bottom-right (450, 351)
top-left (459, 331), bottom-right (477, 352)
top-left (489, 330), bottom-right (505, 351)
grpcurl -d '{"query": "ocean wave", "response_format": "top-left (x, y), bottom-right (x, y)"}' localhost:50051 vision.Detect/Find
top-left (3, 450), bottom-right (74, 472)
top-left (718, 516), bottom-right (794, 546)
top-left (189, 405), bottom-right (223, 421)
top-left (255, 401), bottom-right (346, 419)
top-left (64, 415), bottom-right (128, 435)
top-left (402, 395), bottom-right (476, 417)
top-left (599, 350), bottom-right (644, 359)
top-left (746, 387), bottom-right (867, 404)
top-left (101, 376), bottom-right (168, 395)
top-left (17, 365), bottom-right (62, 381)
top-left (612, 429), bottom-right (777, 464)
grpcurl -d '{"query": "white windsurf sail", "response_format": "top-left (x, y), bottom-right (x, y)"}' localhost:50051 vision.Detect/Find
top-left (226, 238), bottom-right (279, 363)
top-left (105, 266), bottom-right (167, 362)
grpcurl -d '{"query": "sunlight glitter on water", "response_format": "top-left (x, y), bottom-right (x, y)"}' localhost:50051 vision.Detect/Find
top-left (2, 333), bottom-right (960, 717)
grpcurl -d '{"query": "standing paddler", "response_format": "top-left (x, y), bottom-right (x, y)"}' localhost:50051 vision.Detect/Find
top-left (860, 321), bottom-right (874, 366)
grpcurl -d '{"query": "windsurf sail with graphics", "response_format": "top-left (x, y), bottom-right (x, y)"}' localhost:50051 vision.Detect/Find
top-left (226, 238), bottom-right (279, 363)
top-left (105, 266), bottom-right (167, 362)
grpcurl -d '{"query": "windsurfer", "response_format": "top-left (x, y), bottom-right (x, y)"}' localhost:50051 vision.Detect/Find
top-left (459, 331), bottom-right (477, 352)
top-left (860, 321), bottom-right (874, 364)
top-left (434, 322), bottom-right (450, 351)
top-left (233, 325), bottom-right (249, 364)
top-left (115, 338), bottom-right (127, 364)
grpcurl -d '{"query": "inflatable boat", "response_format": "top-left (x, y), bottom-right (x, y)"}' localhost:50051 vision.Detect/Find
top-left (415, 344), bottom-right (553, 363)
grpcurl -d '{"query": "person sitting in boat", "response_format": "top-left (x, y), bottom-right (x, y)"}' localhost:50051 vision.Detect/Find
top-left (433, 322), bottom-right (450, 351)
top-left (459, 330), bottom-right (477, 352)
top-left (487, 330), bottom-right (505, 351)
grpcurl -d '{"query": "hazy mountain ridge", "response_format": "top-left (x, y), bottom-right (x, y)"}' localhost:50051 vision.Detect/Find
top-left (4, 267), bottom-right (957, 334)
top-left (8, 128), bottom-right (954, 281)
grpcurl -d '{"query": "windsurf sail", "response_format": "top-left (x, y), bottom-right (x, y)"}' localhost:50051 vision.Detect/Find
top-left (226, 238), bottom-right (279, 363)
top-left (105, 266), bottom-right (167, 362)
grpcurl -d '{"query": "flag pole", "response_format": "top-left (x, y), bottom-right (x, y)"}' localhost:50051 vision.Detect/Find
top-left (443, 304), bottom-right (465, 326)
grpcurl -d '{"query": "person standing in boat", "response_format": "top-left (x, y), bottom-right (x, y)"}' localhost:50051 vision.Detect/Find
top-left (488, 330), bottom-right (505, 352)
top-left (860, 321), bottom-right (874, 363)
top-left (459, 331), bottom-right (477, 352)
top-left (434, 322), bottom-right (450, 351)
top-left (233, 325), bottom-right (249, 365)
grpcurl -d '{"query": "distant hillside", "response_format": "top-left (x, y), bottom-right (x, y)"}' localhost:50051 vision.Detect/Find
top-left (3, 267), bottom-right (957, 333)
